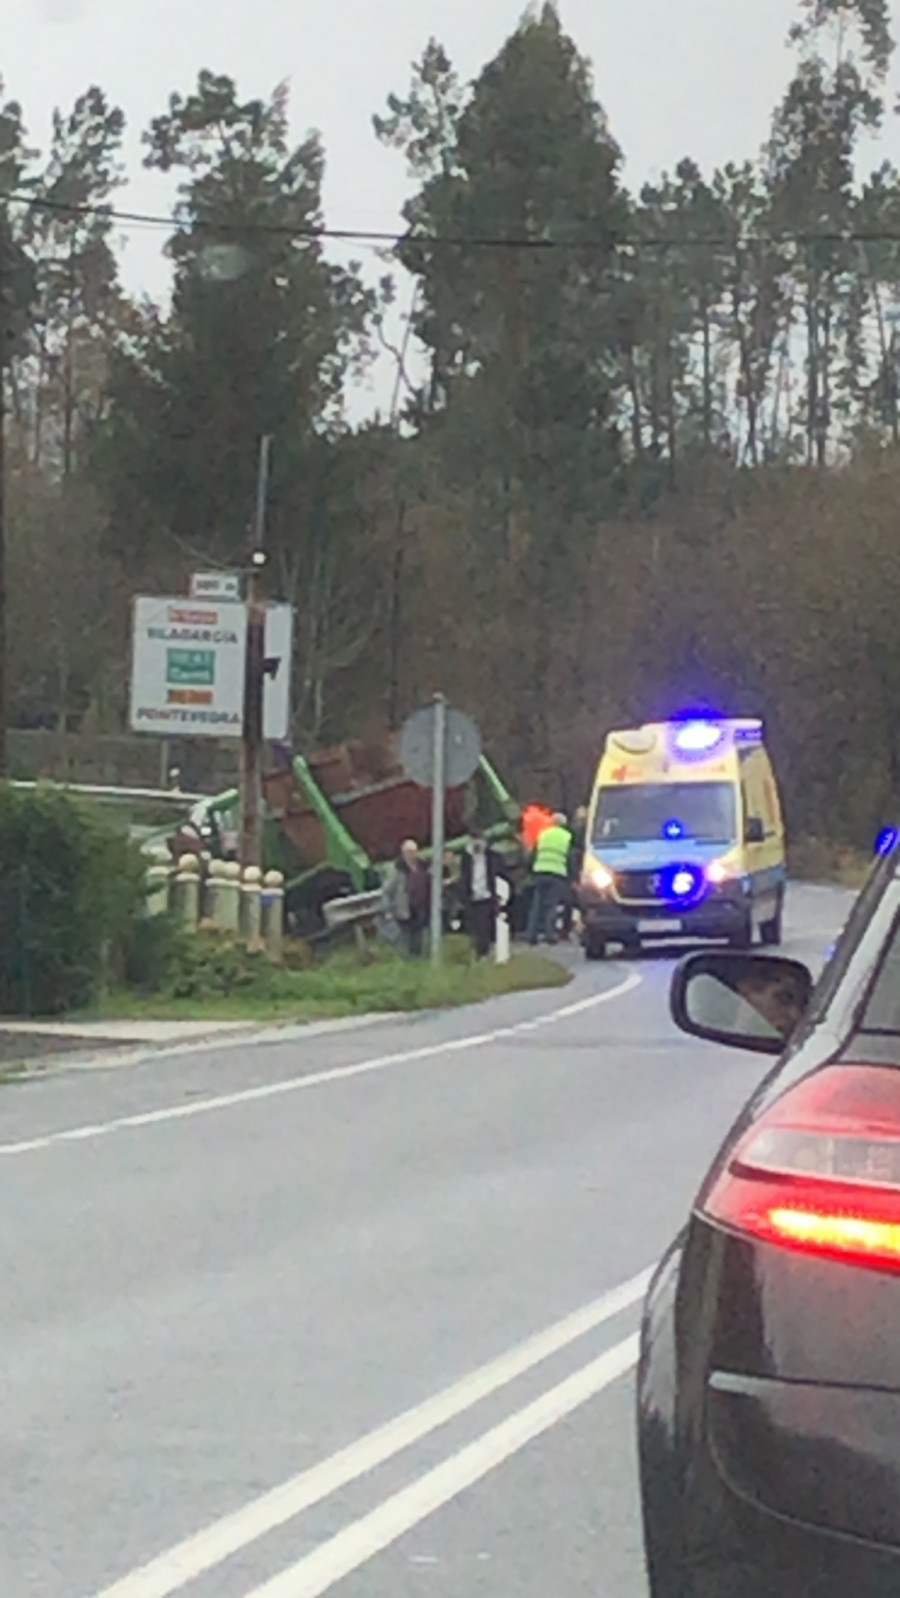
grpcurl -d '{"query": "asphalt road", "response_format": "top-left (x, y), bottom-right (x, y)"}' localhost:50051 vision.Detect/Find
top-left (0, 884), bottom-right (853, 1598)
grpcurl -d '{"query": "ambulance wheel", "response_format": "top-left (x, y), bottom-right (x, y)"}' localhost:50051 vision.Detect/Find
top-left (760, 889), bottom-right (785, 947)
top-left (584, 933), bottom-right (606, 961)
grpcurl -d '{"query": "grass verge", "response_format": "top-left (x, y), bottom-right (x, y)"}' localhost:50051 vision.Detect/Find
top-left (77, 939), bottom-right (572, 1025)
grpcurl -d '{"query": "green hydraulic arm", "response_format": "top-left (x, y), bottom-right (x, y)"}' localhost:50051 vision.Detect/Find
top-left (289, 754), bottom-right (373, 890)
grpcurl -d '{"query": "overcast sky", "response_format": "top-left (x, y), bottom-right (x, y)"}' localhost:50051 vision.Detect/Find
top-left (5, 0), bottom-right (900, 413)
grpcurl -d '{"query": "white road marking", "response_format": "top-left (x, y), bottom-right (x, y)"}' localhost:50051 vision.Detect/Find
top-left (89, 1268), bottom-right (652, 1598)
top-left (1, 972), bottom-right (642, 1158)
top-left (243, 1334), bottom-right (640, 1598)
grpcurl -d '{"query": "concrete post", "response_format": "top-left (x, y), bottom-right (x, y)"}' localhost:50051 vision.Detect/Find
top-left (495, 876), bottom-right (511, 966)
top-left (218, 861), bottom-right (242, 936)
top-left (173, 853), bottom-right (201, 931)
top-left (241, 865), bottom-right (263, 947)
top-left (261, 870), bottom-right (285, 963)
top-left (203, 858), bottom-right (228, 929)
top-left (145, 848), bottom-right (172, 917)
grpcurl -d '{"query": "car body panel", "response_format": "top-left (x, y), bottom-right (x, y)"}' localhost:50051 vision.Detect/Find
top-left (638, 847), bottom-right (900, 1594)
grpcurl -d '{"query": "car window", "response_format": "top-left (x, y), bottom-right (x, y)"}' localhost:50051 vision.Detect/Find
top-left (858, 907), bottom-right (900, 1032)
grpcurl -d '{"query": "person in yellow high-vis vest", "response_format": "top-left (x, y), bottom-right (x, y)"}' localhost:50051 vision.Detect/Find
top-left (526, 812), bottom-right (574, 946)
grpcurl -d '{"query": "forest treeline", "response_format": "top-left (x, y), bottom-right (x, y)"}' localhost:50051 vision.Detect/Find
top-left (1, 0), bottom-right (899, 842)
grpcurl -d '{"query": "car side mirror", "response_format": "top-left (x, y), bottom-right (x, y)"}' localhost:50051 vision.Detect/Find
top-left (670, 951), bottom-right (813, 1055)
top-left (744, 817), bottom-right (765, 845)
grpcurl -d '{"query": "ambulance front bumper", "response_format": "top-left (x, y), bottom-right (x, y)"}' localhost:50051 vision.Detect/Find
top-left (579, 881), bottom-right (749, 942)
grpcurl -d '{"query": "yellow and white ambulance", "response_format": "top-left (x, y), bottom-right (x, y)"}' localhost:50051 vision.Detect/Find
top-left (578, 717), bottom-right (786, 960)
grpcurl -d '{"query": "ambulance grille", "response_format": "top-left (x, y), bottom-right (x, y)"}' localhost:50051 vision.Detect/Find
top-left (615, 870), bottom-right (661, 903)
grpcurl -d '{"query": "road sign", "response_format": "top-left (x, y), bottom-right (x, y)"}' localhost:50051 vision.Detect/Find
top-left (262, 602), bottom-right (293, 741)
top-left (130, 596), bottom-right (246, 738)
top-left (130, 596), bottom-right (293, 741)
top-left (399, 702), bottom-right (482, 789)
top-left (399, 697), bottom-right (482, 969)
top-left (190, 571), bottom-right (242, 601)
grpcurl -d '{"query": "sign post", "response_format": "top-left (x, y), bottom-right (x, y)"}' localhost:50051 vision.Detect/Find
top-left (399, 697), bottom-right (482, 968)
top-left (429, 694), bottom-right (447, 967)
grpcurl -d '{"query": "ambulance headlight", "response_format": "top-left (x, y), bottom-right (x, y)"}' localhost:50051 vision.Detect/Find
top-left (707, 858), bottom-right (737, 885)
top-left (588, 864), bottom-right (614, 892)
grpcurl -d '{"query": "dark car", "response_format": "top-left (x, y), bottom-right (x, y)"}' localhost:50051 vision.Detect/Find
top-left (639, 840), bottom-right (900, 1596)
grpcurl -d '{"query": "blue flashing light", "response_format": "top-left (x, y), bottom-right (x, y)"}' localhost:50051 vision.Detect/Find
top-left (875, 826), bottom-right (899, 858)
top-left (672, 720), bottom-right (725, 757)
top-left (660, 862), bottom-right (707, 908)
top-left (663, 818), bottom-right (685, 841)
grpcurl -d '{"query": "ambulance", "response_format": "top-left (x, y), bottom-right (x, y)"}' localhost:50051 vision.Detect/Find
top-left (578, 717), bottom-right (786, 960)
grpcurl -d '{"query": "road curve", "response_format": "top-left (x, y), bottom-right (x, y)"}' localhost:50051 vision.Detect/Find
top-left (0, 883), bottom-right (851, 1598)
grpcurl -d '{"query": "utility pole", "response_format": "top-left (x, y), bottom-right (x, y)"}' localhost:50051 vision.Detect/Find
top-left (239, 435), bottom-right (272, 871)
top-left (0, 311), bottom-right (7, 780)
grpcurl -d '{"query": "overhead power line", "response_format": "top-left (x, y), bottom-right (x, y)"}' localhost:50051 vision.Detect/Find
top-left (5, 187), bottom-right (900, 251)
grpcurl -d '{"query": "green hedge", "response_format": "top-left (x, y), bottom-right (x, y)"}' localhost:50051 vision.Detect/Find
top-left (0, 785), bottom-right (147, 1015)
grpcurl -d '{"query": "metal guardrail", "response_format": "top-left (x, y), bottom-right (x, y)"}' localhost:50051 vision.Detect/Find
top-left (321, 890), bottom-right (383, 932)
top-left (11, 781), bottom-right (208, 806)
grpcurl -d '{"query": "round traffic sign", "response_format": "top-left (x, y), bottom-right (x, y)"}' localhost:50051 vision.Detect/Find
top-left (399, 702), bottom-right (482, 789)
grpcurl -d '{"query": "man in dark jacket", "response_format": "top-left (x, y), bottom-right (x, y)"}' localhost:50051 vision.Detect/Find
top-left (382, 838), bottom-right (431, 956)
top-left (459, 829), bottom-right (508, 958)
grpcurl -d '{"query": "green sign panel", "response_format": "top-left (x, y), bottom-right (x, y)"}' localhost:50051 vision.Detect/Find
top-left (166, 648), bottom-right (216, 687)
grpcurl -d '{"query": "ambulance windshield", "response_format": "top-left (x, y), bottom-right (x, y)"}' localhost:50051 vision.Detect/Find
top-left (594, 782), bottom-right (736, 847)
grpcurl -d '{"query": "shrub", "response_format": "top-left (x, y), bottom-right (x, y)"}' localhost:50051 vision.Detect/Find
top-left (788, 834), bottom-right (870, 889)
top-left (0, 785), bottom-right (147, 1015)
top-left (122, 912), bottom-right (189, 994)
top-left (159, 932), bottom-right (268, 1001)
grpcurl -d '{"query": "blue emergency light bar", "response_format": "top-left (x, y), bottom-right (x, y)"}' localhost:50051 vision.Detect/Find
top-left (672, 721), bottom-right (724, 755)
top-left (669, 717), bottom-right (763, 759)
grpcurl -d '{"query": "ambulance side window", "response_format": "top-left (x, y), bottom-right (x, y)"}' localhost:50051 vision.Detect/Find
top-left (740, 753), bottom-right (763, 838)
top-left (739, 755), bottom-right (751, 826)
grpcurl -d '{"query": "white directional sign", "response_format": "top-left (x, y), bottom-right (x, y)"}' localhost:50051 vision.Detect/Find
top-left (130, 596), bottom-right (293, 741)
top-left (189, 571), bottom-right (242, 601)
top-left (262, 602), bottom-right (293, 741)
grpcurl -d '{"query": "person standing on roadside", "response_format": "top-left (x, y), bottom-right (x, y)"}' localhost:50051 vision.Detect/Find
top-left (527, 812), bottom-right (574, 947)
top-left (561, 804), bottom-right (589, 941)
top-left (382, 838), bottom-right (431, 956)
top-left (459, 828), bottom-right (508, 959)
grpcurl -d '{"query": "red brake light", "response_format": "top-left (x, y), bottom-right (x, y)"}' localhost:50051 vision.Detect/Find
top-left (703, 1064), bottom-right (900, 1272)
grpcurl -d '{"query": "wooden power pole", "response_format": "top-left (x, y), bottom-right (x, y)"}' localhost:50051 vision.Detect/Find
top-left (239, 435), bottom-right (272, 870)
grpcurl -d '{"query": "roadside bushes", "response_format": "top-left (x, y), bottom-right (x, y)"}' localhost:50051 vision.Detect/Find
top-left (787, 834), bottom-right (871, 889)
top-left (126, 921), bottom-right (269, 1001)
top-left (0, 784), bottom-right (146, 1014)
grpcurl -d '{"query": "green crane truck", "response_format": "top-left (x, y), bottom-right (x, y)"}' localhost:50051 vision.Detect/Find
top-left (177, 738), bottom-right (524, 937)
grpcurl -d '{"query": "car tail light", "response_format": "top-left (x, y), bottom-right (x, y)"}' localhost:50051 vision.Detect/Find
top-left (703, 1065), bottom-right (900, 1272)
